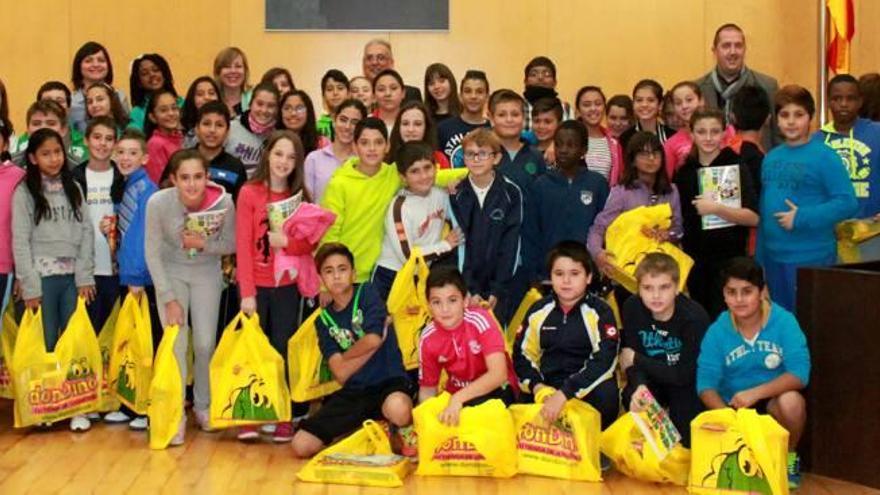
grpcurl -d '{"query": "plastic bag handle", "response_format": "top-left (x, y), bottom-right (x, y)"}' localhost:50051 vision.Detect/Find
top-left (362, 420), bottom-right (392, 454)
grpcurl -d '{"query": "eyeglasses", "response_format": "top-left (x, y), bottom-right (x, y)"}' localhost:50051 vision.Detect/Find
top-left (464, 151), bottom-right (496, 162)
top-left (283, 104), bottom-right (308, 114)
top-left (364, 54), bottom-right (389, 63)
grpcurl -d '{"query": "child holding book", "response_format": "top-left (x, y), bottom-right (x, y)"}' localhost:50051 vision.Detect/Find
top-left (620, 253), bottom-right (710, 447)
top-left (236, 131), bottom-right (313, 442)
top-left (673, 108), bottom-right (758, 317)
top-left (145, 149), bottom-right (236, 444)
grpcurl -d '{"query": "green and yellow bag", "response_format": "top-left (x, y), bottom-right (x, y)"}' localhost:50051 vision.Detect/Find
top-left (12, 298), bottom-right (103, 427)
top-left (109, 293), bottom-right (154, 414)
top-left (288, 308), bottom-right (340, 402)
top-left (96, 298), bottom-right (120, 412)
top-left (689, 408), bottom-right (788, 495)
top-left (601, 412), bottom-right (691, 486)
top-left (210, 312), bottom-right (291, 428)
top-left (148, 325), bottom-right (183, 449)
top-left (297, 420), bottom-right (411, 487)
top-left (387, 248), bottom-right (431, 370)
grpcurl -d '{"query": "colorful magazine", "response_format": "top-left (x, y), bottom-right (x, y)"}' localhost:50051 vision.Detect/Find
top-left (697, 164), bottom-right (741, 230)
top-left (630, 387), bottom-right (682, 460)
top-left (184, 193), bottom-right (228, 257)
top-left (266, 191), bottom-right (303, 232)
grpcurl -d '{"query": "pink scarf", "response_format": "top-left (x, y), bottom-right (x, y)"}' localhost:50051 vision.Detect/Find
top-left (248, 112), bottom-right (275, 135)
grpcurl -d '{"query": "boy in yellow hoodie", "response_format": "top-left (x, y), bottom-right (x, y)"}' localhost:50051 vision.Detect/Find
top-left (321, 117), bottom-right (466, 282)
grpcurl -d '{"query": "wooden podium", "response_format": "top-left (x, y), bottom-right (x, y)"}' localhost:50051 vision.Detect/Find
top-left (797, 261), bottom-right (880, 489)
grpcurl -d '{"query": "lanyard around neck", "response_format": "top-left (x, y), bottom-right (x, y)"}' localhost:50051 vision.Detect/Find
top-left (319, 284), bottom-right (365, 340)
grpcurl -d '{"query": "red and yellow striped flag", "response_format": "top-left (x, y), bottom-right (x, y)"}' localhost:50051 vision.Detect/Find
top-left (827, 0), bottom-right (855, 74)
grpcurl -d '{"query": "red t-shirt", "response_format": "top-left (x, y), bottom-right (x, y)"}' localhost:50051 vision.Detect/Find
top-left (418, 306), bottom-right (517, 394)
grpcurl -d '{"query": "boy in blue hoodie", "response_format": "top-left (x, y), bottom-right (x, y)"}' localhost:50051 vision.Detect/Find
top-left (758, 85), bottom-right (857, 312)
top-left (697, 257), bottom-right (811, 489)
top-left (103, 128), bottom-right (160, 429)
top-left (522, 120), bottom-right (608, 283)
top-left (818, 74), bottom-right (880, 219)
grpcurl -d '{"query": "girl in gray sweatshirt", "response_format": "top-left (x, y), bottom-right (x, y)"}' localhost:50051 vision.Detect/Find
top-left (12, 128), bottom-right (95, 351)
top-left (145, 148), bottom-right (236, 444)
top-left (12, 128), bottom-right (96, 432)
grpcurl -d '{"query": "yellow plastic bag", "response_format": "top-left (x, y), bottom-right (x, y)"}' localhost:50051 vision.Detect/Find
top-left (210, 312), bottom-right (291, 428)
top-left (297, 420), bottom-right (412, 487)
top-left (509, 387), bottom-right (602, 481)
top-left (836, 218), bottom-right (880, 263)
top-left (0, 303), bottom-right (19, 399)
top-left (413, 392), bottom-right (517, 478)
top-left (110, 293), bottom-right (153, 414)
top-left (506, 288), bottom-right (543, 353)
top-left (96, 298), bottom-right (120, 412)
top-left (605, 204), bottom-right (694, 293)
top-left (689, 408), bottom-right (789, 495)
top-left (148, 325), bottom-right (183, 450)
top-left (387, 248), bottom-right (431, 370)
top-left (12, 298), bottom-right (103, 427)
top-left (601, 412), bottom-right (691, 486)
top-left (288, 308), bottom-right (341, 402)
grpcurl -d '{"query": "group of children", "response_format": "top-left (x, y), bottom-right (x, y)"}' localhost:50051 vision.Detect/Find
top-left (0, 31), bottom-right (878, 490)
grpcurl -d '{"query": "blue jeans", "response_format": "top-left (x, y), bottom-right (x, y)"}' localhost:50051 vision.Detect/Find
top-left (41, 275), bottom-right (77, 352)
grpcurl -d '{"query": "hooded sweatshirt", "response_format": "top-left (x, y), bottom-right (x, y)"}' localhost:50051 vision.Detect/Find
top-left (12, 179), bottom-right (95, 299)
top-left (225, 111), bottom-right (271, 178)
top-left (0, 162), bottom-right (26, 273)
top-left (144, 182), bottom-right (236, 306)
top-left (321, 157), bottom-right (467, 281)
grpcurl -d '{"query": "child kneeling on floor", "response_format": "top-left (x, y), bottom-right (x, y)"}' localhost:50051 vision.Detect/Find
top-left (292, 243), bottom-right (415, 458)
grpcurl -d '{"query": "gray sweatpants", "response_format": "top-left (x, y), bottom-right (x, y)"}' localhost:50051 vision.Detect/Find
top-left (158, 265), bottom-right (223, 413)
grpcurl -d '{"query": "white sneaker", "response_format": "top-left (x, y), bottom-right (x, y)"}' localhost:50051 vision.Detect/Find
top-left (70, 415), bottom-right (91, 432)
top-left (193, 409), bottom-right (216, 432)
top-left (170, 418), bottom-right (186, 446)
top-left (128, 416), bottom-right (149, 430)
top-left (104, 411), bottom-right (131, 423)
top-left (86, 412), bottom-right (101, 420)
top-left (260, 423), bottom-right (276, 435)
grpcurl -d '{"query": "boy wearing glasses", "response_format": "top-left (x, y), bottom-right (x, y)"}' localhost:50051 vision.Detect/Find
top-left (449, 128), bottom-right (523, 324)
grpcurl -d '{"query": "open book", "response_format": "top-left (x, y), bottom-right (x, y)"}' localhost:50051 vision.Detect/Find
top-left (630, 387), bottom-right (682, 460)
top-left (184, 193), bottom-right (228, 257)
top-left (266, 190), bottom-right (303, 232)
top-left (697, 164), bottom-right (741, 230)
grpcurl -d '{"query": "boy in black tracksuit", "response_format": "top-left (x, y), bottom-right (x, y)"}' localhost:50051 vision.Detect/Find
top-left (449, 128), bottom-right (523, 324)
top-left (512, 242), bottom-right (620, 430)
top-left (620, 253), bottom-right (709, 447)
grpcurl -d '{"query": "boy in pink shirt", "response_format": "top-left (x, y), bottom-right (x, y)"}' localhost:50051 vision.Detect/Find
top-left (418, 266), bottom-right (518, 426)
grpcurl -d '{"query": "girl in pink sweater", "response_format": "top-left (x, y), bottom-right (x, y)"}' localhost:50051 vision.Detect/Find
top-left (235, 130), bottom-right (313, 443)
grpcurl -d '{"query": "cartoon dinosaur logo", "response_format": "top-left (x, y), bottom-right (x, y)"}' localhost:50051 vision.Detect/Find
top-left (66, 357), bottom-right (95, 381)
top-left (222, 373), bottom-right (279, 421)
top-left (116, 357), bottom-right (137, 403)
top-left (702, 440), bottom-right (772, 494)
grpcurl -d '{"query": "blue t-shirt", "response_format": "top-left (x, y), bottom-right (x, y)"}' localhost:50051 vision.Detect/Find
top-left (696, 302), bottom-right (811, 404)
top-left (758, 135), bottom-right (858, 263)
top-left (438, 116), bottom-right (491, 169)
top-left (817, 118), bottom-right (880, 218)
top-left (315, 282), bottom-right (406, 390)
